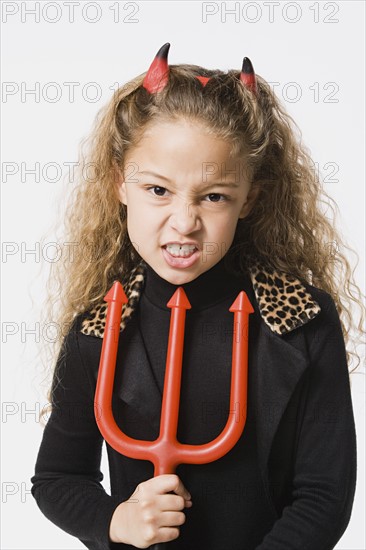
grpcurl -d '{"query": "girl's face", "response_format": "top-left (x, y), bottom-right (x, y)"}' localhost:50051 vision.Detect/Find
top-left (117, 118), bottom-right (258, 285)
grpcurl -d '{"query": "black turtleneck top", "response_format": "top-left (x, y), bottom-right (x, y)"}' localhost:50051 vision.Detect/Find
top-left (31, 257), bottom-right (277, 550)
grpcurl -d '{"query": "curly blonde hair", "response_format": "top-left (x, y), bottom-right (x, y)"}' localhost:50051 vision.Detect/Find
top-left (36, 63), bottom-right (365, 425)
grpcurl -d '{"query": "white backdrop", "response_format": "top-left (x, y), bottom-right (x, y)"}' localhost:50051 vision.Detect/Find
top-left (1, 1), bottom-right (365, 549)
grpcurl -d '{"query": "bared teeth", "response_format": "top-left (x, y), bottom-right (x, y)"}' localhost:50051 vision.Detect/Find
top-left (165, 244), bottom-right (197, 257)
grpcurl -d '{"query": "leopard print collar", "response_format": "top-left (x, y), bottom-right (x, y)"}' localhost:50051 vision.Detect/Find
top-left (80, 259), bottom-right (321, 338)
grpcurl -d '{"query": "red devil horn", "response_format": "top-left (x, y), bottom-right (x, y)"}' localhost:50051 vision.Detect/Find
top-left (142, 42), bottom-right (170, 94)
top-left (240, 57), bottom-right (257, 95)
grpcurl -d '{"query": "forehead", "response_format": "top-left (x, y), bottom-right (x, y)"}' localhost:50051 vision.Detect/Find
top-left (126, 118), bottom-right (244, 173)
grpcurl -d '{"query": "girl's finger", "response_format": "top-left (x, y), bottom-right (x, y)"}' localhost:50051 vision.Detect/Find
top-left (158, 493), bottom-right (193, 511)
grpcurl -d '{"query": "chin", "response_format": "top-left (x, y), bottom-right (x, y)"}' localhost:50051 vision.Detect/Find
top-left (161, 268), bottom-right (199, 286)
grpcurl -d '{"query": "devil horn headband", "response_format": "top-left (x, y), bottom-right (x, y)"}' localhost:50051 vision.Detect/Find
top-left (142, 42), bottom-right (257, 95)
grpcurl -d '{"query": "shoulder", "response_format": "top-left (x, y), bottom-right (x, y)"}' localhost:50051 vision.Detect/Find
top-left (298, 282), bottom-right (345, 353)
top-left (63, 313), bottom-right (104, 349)
top-left (302, 282), bottom-right (339, 322)
top-left (54, 314), bottom-right (103, 392)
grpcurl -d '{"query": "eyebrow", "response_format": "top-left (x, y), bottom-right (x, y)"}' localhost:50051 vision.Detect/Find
top-left (138, 171), bottom-right (240, 189)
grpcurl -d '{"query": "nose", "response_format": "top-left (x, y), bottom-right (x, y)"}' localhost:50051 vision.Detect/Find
top-left (169, 201), bottom-right (201, 234)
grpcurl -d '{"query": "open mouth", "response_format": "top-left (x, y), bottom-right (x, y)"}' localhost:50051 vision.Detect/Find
top-left (162, 246), bottom-right (200, 268)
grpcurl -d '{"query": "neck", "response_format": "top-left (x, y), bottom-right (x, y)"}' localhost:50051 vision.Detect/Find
top-left (141, 256), bottom-right (249, 311)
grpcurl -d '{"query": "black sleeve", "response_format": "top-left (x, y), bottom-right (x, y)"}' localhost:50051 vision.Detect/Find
top-left (256, 293), bottom-right (357, 550)
top-left (30, 327), bottom-right (123, 550)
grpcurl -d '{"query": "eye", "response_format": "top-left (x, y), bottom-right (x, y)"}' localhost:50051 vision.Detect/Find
top-left (146, 186), bottom-right (168, 197)
top-left (205, 193), bottom-right (228, 203)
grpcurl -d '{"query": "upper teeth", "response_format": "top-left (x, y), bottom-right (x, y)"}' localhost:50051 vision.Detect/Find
top-left (166, 244), bottom-right (197, 253)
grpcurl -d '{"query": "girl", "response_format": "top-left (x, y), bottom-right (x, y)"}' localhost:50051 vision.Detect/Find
top-left (31, 43), bottom-right (364, 549)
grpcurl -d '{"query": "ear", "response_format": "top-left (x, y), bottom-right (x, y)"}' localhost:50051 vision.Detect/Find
top-left (116, 179), bottom-right (128, 205)
top-left (114, 168), bottom-right (128, 205)
top-left (238, 185), bottom-right (260, 219)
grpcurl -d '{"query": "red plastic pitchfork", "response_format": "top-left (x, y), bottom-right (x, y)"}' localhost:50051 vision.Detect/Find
top-left (94, 279), bottom-right (254, 549)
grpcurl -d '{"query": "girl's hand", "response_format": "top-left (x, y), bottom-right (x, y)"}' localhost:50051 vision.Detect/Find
top-left (109, 474), bottom-right (193, 548)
